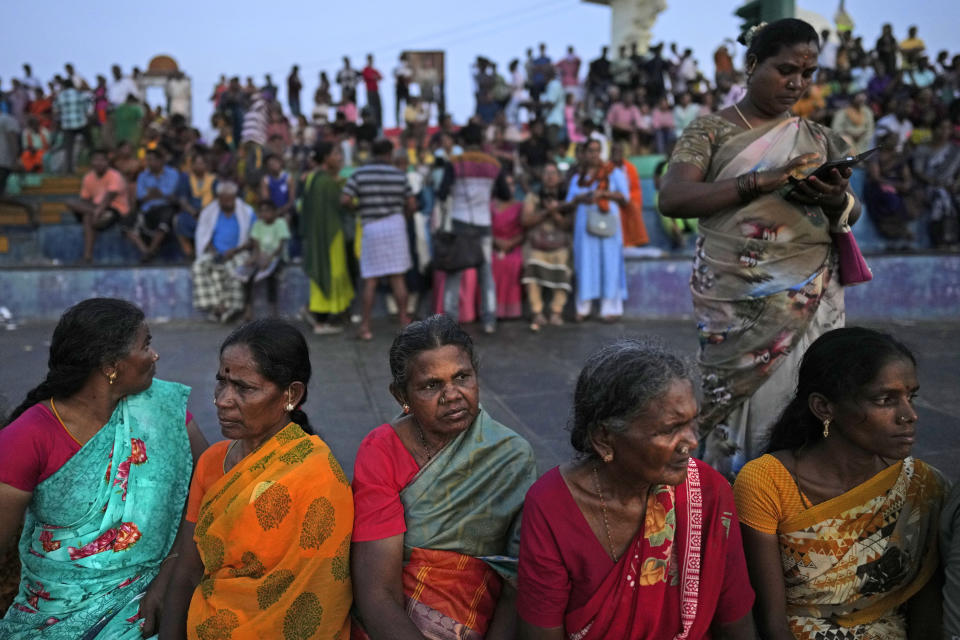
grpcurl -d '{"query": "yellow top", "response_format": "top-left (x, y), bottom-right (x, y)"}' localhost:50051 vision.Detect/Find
top-left (732, 453), bottom-right (810, 534)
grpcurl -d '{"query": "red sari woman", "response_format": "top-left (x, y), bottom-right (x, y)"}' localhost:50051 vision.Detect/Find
top-left (517, 340), bottom-right (756, 640)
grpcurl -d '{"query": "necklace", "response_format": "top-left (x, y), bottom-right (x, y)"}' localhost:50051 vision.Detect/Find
top-left (733, 102), bottom-right (753, 130)
top-left (592, 464), bottom-right (618, 561)
top-left (49, 398), bottom-right (83, 446)
top-left (415, 423), bottom-right (434, 461)
top-left (223, 439), bottom-right (242, 473)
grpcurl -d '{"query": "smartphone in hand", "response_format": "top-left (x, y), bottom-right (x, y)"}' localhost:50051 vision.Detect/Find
top-left (787, 147), bottom-right (878, 195)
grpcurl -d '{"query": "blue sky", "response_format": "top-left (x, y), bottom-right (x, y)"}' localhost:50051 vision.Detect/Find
top-left (4, 0), bottom-right (957, 129)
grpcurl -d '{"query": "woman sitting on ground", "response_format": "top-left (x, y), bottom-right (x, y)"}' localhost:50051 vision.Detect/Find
top-left (0, 298), bottom-right (206, 638)
top-left (161, 319), bottom-right (353, 639)
top-left (517, 339), bottom-right (756, 640)
top-left (351, 314), bottom-right (537, 639)
top-left (733, 327), bottom-right (946, 639)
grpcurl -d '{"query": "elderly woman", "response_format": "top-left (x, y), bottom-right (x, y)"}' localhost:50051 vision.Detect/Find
top-left (161, 319), bottom-right (353, 639)
top-left (517, 339), bottom-right (756, 639)
top-left (659, 19), bottom-right (862, 476)
top-left (0, 298), bottom-right (206, 638)
top-left (733, 328), bottom-right (946, 639)
top-left (351, 314), bottom-right (537, 639)
top-left (191, 181), bottom-right (257, 324)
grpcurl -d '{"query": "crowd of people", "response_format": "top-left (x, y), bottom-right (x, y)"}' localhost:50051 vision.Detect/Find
top-left (0, 19), bottom-right (957, 264)
top-left (0, 296), bottom-right (956, 639)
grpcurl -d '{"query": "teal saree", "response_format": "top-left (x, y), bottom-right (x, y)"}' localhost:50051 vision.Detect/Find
top-left (0, 379), bottom-right (191, 639)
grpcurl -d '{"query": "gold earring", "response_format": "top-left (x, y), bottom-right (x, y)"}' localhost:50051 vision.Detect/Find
top-left (822, 418), bottom-right (831, 438)
top-left (285, 402), bottom-right (295, 412)
top-left (402, 404), bottom-right (411, 414)
top-left (108, 371), bottom-right (117, 385)
top-left (603, 453), bottom-right (613, 463)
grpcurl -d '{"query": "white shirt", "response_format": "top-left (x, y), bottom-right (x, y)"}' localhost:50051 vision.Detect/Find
top-left (109, 77), bottom-right (141, 105)
top-left (819, 41), bottom-right (839, 70)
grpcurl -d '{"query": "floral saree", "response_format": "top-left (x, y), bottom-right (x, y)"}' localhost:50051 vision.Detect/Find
top-left (673, 115), bottom-right (850, 472)
top-left (0, 379), bottom-right (191, 639)
top-left (564, 459), bottom-right (749, 640)
top-left (781, 457), bottom-right (945, 640)
top-left (353, 408), bottom-right (537, 640)
top-left (187, 423), bottom-right (353, 640)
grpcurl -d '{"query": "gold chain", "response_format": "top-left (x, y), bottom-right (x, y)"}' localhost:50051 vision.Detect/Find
top-left (592, 464), bottom-right (618, 561)
top-left (49, 398), bottom-right (82, 445)
top-left (733, 102), bottom-right (754, 130)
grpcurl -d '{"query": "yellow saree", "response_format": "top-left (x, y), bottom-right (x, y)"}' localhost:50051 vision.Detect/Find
top-left (188, 423), bottom-right (353, 640)
top-left (780, 457), bottom-right (945, 639)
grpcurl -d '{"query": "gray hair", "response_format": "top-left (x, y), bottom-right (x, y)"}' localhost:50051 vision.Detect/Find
top-left (570, 338), bottom-right (699, 457)
top-left (215, 180), bottom-right (238, 196)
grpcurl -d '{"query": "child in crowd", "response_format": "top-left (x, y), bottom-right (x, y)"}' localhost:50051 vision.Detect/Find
top-left (242, 199), bottom-right (291, 320)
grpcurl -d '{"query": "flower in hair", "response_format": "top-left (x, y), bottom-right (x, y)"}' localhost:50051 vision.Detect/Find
top-left (744, 22), bottom-right (769, 46)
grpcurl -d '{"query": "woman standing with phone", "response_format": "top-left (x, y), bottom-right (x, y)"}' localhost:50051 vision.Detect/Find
top-left (659, 18), bottom-right (863, 477)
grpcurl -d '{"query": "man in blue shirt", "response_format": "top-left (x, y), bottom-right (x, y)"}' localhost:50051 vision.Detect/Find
top-left (191, 181), bottom-right (257, 323)
top-left (132, 147), bottom-right (179, 261)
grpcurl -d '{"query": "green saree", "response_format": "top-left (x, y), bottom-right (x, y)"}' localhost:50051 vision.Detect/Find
top-left (354, 408), bottom-right (537, 640)
top-left (301, 169), bottom-right (355, 314)
top-left (0, 379), bottom-right (191, 639)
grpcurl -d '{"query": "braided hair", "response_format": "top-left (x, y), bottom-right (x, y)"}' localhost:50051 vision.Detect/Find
top-left (4, 298), bottom-right (145, 426)
top-left (220, 319), bottom-right (314, 434)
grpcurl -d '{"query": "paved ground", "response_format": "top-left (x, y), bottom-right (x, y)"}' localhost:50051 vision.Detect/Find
top-left (1, 315), bottom-right (957, 482)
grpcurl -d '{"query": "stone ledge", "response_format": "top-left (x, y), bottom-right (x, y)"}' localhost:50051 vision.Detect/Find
top-left (2, 254), bottom-right (957, 321)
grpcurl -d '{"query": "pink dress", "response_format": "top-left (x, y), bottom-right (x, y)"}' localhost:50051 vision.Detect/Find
top-left (491, 201), bottom-right (524, 318)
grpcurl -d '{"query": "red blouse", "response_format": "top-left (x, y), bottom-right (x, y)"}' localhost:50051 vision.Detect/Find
top-left (351, 423), bottom-right (420, 542)
top-left (0, 403), bottom-right (193, 492)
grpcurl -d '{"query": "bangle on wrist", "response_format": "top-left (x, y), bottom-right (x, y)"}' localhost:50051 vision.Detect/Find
top-left (736, 171), bottom-right (761, 203)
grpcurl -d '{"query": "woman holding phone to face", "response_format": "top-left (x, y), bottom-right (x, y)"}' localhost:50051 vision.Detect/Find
top-left (659, 18), bottom-right (863, 478)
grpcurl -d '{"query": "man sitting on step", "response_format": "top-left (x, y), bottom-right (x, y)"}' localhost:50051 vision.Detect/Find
top-left (191, 180), bottom-right (256, 323)
top-left (65, 148), bottom-right (130, 263)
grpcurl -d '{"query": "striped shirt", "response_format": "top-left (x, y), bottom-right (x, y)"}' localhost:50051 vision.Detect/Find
top-left (342, 163), bottom-right (411, 221)
top-left (448, 151), bottom-right (501, 227)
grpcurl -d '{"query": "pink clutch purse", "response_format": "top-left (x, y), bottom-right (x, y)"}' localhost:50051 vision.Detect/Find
top-left (831, 229), bottom-right (873, 286)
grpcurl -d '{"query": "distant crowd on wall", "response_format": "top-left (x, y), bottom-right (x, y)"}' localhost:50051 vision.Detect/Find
top-left (0, 20), bottom-right (957, 327)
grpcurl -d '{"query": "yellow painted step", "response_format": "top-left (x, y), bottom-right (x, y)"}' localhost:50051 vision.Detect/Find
top-left (21, 176), bottom-right (83, 195)
top-left (0, 202), bottom-right (67, 225)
